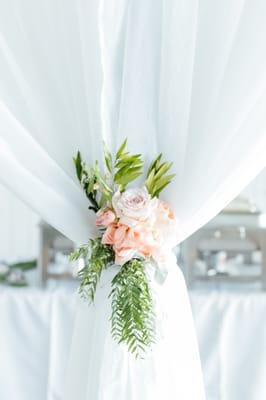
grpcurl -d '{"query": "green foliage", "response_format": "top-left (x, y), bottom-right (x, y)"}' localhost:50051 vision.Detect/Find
top-left (70, 238), bottom-right (115, 303)
top-left (73, 152), bottom-right (112, 212)
top-left (145, 153), bottom-right (175, 198)
top-left (9, 260), bottom-right (37, 271)
top-left (114, 139), bottom-right (144, 191)
top-left (74, 140), bottom-right (175, 212)
top-left (110, 259), bottom-right (155, 358)
top-left (73, 150), bottom-right (83, 181)
top-left (70, 242), bottom-right (155, 357)
top-left (103, 142), bottom-right (113, 174)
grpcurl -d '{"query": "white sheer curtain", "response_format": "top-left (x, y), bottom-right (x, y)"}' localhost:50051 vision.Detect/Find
top-left (0, 0), bottom-right (266, 245)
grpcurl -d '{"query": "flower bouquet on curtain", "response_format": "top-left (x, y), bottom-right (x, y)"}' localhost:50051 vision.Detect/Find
top-left (70, 139), bottom-right (179, 357)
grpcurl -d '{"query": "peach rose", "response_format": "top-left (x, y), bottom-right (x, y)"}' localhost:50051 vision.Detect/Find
top-left (153, 200), bottom-right (179, 250)
top-left (158, 201), bottom-right (175, 220)
top-left (102, 223), bottom-right (117, 245)
top-left (113, 225), bottom-right (129, 248)
top-left (112, 223), bottom-right (157, 265)
top-left (96, 209), bottom-right (116, 227)
top-left (114, 247), bottom-right (137, 266)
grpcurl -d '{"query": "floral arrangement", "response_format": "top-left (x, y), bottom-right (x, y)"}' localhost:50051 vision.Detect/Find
top-left (70, 139), bottom-right (179, 357)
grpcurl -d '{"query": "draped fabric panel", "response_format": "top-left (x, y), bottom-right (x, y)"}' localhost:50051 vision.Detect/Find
top-left (0, 0), bottom-right (266, 244)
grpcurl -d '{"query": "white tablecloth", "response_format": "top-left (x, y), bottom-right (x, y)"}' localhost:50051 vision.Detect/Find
top-left (0, 287), bottom-right (265, 400)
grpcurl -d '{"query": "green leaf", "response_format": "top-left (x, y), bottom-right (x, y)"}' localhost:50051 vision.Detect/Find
top-left (145, 168), bottom-right (155, 192)
top-left (116, 171), bottom-right (143, 187)
top-left (146, 153), bottom-right (162, 177)
top-left (114, 139), bottom-right (144, 190)
top-left (145, 154), bottom-right (175, 198)
top-left (103, 142), bottom-right (113, 173)
top-left (116, 138), bottom-right (128, 159)
top-left (114, 165), bottom-right (142, 181)
top-left (154, 162), bottom-right (173, 180)
top-left (153, 173), bottom-right (176, 193)
top-left (115, 155), bottom-right (142, 169)
top-left (10, 260), bottom-right (37, 271)
top-left (73, 151), bottom-right (83, 181)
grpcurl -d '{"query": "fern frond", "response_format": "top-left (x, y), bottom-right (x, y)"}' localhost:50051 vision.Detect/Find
top-left (110, 259), bottom-right (155, 358)
top-left (70, 238), bottom-right (115, 304)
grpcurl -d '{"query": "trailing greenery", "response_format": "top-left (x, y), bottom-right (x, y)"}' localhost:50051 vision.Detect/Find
top-left (70, 241), bottom-right (155, 357)
top-left (70, 238), bottom-right (115, 303)
top-left (110, 259), bottom-right (155, 358)
top-left (145, 153), bottom-right (175, 198)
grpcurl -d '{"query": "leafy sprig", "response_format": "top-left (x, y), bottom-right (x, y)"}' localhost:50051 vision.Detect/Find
top-left (145, 153), bottom-right (175, 198)
top-left (70, 238), bottom-right (114, 303)
top-left (110, 258), bottom-right (155, 358)
top-left (104, 139), bottom-right (144, 191)
top-left (73, 152), bottom-right (112, 212)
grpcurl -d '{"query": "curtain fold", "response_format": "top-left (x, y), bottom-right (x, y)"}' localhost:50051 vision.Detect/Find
top-left (0, 0), bottom-right (266, 244)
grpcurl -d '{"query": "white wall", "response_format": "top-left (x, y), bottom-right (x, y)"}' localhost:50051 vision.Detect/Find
top-left (0, 184), bottom-right (39, 263)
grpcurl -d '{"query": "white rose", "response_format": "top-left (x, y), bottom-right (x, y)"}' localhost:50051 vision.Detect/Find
top-left (112, 187), bottom-right (157, 227)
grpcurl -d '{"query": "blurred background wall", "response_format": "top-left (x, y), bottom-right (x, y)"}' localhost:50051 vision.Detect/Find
top-left (0, 184), bottom-right (39, 263)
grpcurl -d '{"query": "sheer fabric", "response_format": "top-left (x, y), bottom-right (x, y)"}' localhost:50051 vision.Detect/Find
top-left (1, 2), bottom-right (266, 399)
top-left (65, 262), bottom-right (206, 400)
top-left (0, 0), bottom-right (266, 244)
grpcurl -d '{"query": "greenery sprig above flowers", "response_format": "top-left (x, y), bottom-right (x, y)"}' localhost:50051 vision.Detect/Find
top-left (145, 153), bottom-right (175, 198)
top-left (70, 139), bottom-right (177, 357)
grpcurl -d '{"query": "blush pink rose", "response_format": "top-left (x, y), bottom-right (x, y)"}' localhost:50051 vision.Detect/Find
top-left (96, 209), bottom-right (116, 227)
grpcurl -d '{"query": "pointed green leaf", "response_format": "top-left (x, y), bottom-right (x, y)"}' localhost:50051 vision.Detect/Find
top-left (116, 138), bottom-right (128, 159)
top-left (103, 142), bottom-right (113, 173)
top-left (117, 171), bottom-right (143, 186)
top-left (73, 151), bottom-right (82, 181)
top-left (154, 162), bottom-right (173, 180)
top-left (146, 153), bottom-right (162, 177)
top-left (153, 173), bottom-right (176, 194)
